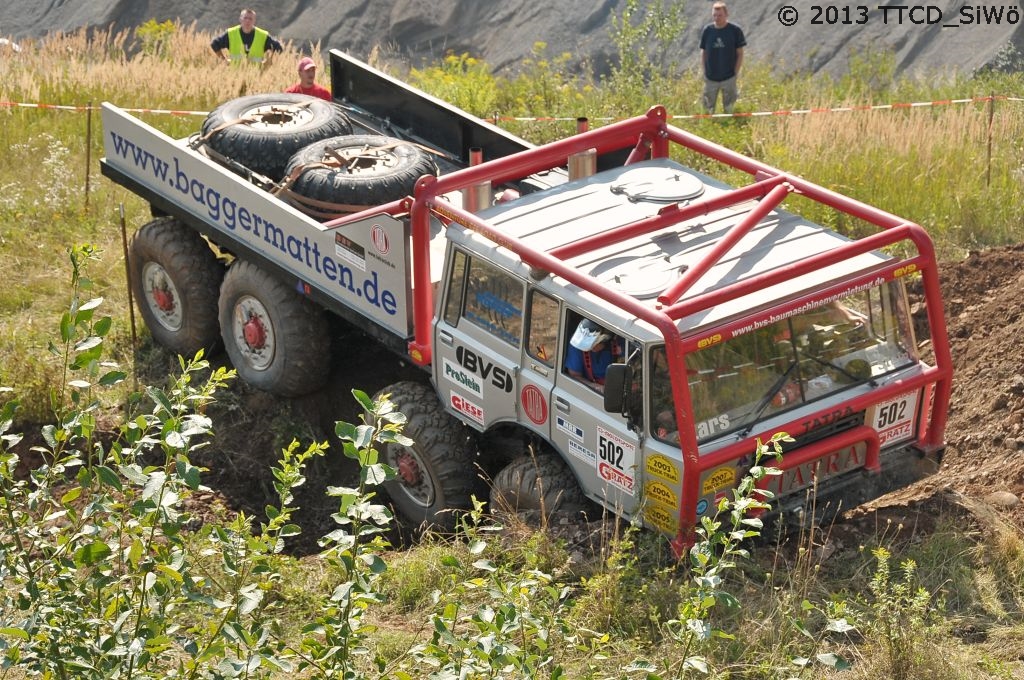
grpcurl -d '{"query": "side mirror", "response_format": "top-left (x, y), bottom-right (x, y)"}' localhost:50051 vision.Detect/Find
top-left (603, 363), bottom-right (631, 413)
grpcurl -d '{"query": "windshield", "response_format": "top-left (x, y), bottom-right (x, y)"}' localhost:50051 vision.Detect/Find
top-left (650, 282), bottom-right (918, 444)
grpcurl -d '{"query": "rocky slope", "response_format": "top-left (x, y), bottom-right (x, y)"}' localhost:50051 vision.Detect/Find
top-left (2, 0), bottom-right (1022, 77)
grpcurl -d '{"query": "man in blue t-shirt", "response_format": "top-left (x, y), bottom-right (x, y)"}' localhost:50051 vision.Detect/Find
top-left (699, 2), bottom-right (746, 113)
top-left (565, 319), bottom-right (620, 393)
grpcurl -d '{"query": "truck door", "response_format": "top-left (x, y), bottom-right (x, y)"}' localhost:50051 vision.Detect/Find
top-left (434, 249), bottom-right (524, 433)
top-left (549, 312), bottom-right (641, 517)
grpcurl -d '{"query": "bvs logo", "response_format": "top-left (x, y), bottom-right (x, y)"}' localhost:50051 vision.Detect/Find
top-left (456, 346), bottom-right (514, 392)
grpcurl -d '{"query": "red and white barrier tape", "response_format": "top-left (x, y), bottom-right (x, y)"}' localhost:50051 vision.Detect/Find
top-left (0, 101), bottom-right (207, 116)
top-left (0, 94), bottom-right (1008, 121)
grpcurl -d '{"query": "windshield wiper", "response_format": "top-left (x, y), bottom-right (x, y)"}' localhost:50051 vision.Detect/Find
top-left (741, 360), bottom-right (799, 436)
top-left (804, 353), bottom-right (878, 387)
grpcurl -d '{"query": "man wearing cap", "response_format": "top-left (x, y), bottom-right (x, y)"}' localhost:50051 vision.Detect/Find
top-left (285, 57), bottom-right (332, 101)
top-left (565, 319), bottom-right (620, 393)
top-left (211, 8), bottom-right (283, 66)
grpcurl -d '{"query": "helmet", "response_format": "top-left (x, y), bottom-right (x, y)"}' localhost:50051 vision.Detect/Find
top-left (570, 319), bottom-right (611, 351)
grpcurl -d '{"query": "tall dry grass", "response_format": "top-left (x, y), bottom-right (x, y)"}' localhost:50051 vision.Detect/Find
top-left (749, 102), bottom-right (1024, 258)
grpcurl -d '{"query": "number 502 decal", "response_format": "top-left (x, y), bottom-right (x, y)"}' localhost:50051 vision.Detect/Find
top-left (868, 390), bottom-right (920, 446)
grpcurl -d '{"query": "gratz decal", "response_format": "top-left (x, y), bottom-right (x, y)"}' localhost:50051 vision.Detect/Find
top-left (597, 426), bottom-right (635, 495)
top-left (869, 390), bottom-right (919, 446)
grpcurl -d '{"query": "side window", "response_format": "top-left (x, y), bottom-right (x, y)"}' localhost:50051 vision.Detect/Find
top-left (527, 290), bottom-right (559, 367)
top-left (462, 257), bottom-right (524, 348)
top-left (443, 249), bottom-right (468, 326)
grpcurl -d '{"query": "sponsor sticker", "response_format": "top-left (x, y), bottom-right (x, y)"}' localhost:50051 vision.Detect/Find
top-left (521, 384), bottom-right (547, 425)
top-left (869, 390), bottom-right (919, 446)
top-left (599, 462), bottom-right (635, 495)
top-left (567, 439), bottom-right (596, 465)
top-left (334, 232), bottom-right (366, 271)
top-left (646, 454), bottom-right (680, 484)
top-left (702, 466), bottom-right (736, 495)
top-left (450, 392), bottom-right (484, 426)
top-left (442, 358), bottom-right (483, 397)
top-left (645, 481), bottom-right (677, 507)
top-left (644, 504), bottom-right (678, 534)
top-left (597, 426), bottom-right (636, 495)
top-left (556, 416), bottom-right (584, 443)
top-left (371, 224), bottom-right (390, 255)
top-left (696, 498), bottom-right (709, 516)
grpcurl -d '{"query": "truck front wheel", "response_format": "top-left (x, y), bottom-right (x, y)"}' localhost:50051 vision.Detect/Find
top-left (129, 217), bottom-right (223, 357)
top-left (375, 381), bottom-right (482, 531)
top-left (489, 453), bottom-right (590, 520)
top-left (218, 260), bottom-right (330, 396)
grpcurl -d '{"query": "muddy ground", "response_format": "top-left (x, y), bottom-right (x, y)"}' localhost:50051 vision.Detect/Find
top-left (156, 243), bottom-right (1024, 556)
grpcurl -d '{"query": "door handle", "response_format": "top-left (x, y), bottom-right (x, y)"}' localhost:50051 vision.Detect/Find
top-left (438, 331), bottom-right (454, 346)
top-left (555, 396), bottom-right (570, 413)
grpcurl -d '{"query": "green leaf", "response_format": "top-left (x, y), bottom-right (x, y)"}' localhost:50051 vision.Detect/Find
top-left (95, 465), bottom-right (123, 491)
top-left (60, 311), bottom-right (74, 342)
top-left (825, 617), bottom-right (856, 634)
top-left (363, 463), bottom-right (389, 485)
top-left (80, 296), bottom-right (103, 311)
top-left (60, 487), bottom-right (82, 505)
top-left (353, 424), bottom-right (375, 449)
top-left (74, 540), bottom-right (112, 567)
top-left (98, 370), bottom-right (127, 387)
top-left (816, 652), bottom-right (852, 670)
top-left (94, 316), bottom-right (112, 335)
top-left (0, 627), bottom-right (30, 641)
top-left (176, 455), bottom-right (202, 489)
top-left (279, 524), bottom-right (301, 537)
top-left (68, 379), bottom-right (91, 389)
top-left (352, 388), bottom-right (374, 412)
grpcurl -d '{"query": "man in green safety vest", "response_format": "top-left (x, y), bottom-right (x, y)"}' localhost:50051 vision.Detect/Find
top-left (211, 8), bottom-right (283, 66)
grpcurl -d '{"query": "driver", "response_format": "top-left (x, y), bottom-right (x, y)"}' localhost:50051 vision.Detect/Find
top-left (565, 319), bottom-right (619, 392)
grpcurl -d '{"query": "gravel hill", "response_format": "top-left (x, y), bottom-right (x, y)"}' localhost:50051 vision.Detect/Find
top-left (1, 0), bottom-right (1022, 77)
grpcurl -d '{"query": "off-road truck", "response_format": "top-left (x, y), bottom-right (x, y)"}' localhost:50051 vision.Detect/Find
top-left (101, 50), bottom-right (952, 550)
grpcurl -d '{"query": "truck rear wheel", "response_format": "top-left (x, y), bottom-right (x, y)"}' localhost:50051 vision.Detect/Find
top-left (201, 94), bottom-right (353, 181)
top-left (375, 381), bottom-right (481, 531)
top-left (129, 217), bottom-right (223, 357)
top-left (218, 260), bottom-right (330, 396)
top-left (489, 453), bottom-right (589, 519)
top-left (283, 134), bottom-right (438, 210)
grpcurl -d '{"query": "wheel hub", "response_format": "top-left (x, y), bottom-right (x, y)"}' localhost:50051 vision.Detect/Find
top-left (242, 315), bottom-right (266, 349)
top-left (396, 451), bottom-right (423, 486)
top-left (151, 285), bottom-right (175, 312)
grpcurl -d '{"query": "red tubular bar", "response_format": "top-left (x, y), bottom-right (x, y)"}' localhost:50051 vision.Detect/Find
top-left (549, 174), bottom-right (788, 261)
top-left (657, 183), bottom-right (792, 306)
top-left (748, 426), bottom-right (882, 519)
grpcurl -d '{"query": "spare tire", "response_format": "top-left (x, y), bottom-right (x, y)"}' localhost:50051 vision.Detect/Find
top-left (200, 93), bottom-right (352, 181)
top-left (282, 134), bottom-right (438, 214)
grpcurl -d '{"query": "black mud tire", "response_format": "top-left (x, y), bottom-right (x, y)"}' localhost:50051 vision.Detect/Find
top-left (218, 259), bottom-right (330, 397)
top-left (129, 217), bottom-right (224, 357)
top-left (201, 94), bottom-right (352, 181)
top-left (489, 454), bottom-right (590, 519)
top-left (375, 381), bottom-right (481, 531)
top-left (283, 134), bottom-right (438, 208)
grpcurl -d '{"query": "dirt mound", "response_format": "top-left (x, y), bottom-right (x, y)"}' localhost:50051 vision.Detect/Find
top-left (902, 244), bottom-right (1024, 520)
